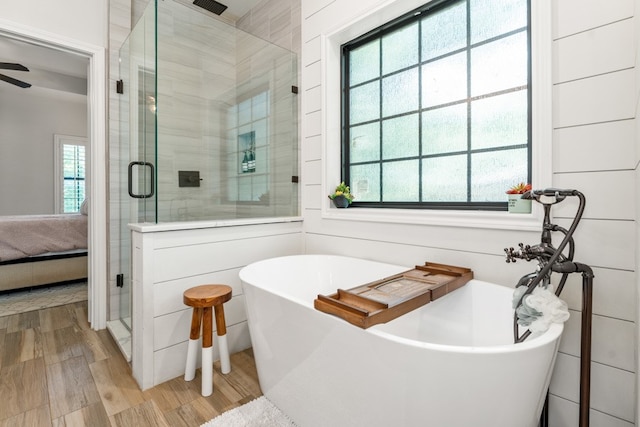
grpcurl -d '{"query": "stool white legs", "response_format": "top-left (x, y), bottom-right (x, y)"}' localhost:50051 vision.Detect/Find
top-left (184, 301), bottom-right (232, 397)
top-left (218, 334), bottom-right (230, 374)
top-left (201, 306), bottom-right (214, 396)
top-left (185, 307), bottom-right (203, 382)
top-left (201, 346), bottom-right (213, 396)
top-left (214, 304), bottom-right (231, 375)
top-left (184, 338), bottom-right (199, 381)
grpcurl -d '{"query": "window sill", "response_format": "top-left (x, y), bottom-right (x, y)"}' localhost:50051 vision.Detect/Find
top-left (321, 206), bottom-right (542, 231)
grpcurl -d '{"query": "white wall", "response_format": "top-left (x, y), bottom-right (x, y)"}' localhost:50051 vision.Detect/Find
top-left (0, 91), bottom-right (87, 215)
top-left (301, 1), bottom-right (637, 426)
top-left (550, 2), bottom-right (637, 425)
top-left (0, 0), bottom-right (105, 216)
top-left (1, 0), bottom-right (107, 48)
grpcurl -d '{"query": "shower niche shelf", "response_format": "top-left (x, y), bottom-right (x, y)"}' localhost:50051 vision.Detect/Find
top-left (314, 262), bottom-right (473, 329)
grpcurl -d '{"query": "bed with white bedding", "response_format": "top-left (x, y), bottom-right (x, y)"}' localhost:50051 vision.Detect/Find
top-left (0, 214), bottom-right (88, 291)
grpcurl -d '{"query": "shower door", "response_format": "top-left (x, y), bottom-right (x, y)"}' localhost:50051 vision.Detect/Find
top-left (114, 4), bottom-right (157, 340)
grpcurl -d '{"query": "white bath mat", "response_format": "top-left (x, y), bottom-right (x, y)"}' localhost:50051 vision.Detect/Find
top-left (201, 396), bottom-right (297, 427)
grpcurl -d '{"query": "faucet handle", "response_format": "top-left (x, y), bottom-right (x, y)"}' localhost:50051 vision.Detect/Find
top-left (505, 243), bottom-right (534, 263)
top-left (504, 246), bottom-right (518, 263)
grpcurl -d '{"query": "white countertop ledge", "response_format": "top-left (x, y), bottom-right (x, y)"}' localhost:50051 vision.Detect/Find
top-left (129, 216), bottom-right (304, 233)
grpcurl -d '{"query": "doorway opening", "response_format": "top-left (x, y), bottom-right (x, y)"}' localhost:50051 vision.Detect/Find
top-left (0, 21), bottom-right (108, 330)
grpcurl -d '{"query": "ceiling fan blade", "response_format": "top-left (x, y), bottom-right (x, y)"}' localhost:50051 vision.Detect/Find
top-left (0, 62), bottom-right (29, 72)
top-left (0, 73), bottom-right (32, 88)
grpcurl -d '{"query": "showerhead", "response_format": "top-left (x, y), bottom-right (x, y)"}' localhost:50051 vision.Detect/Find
top-left (193, 0), bottom-right (228, 15)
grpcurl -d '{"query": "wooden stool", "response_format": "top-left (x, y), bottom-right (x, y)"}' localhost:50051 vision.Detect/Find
top-left (183, 284), bottom-right (232, 396)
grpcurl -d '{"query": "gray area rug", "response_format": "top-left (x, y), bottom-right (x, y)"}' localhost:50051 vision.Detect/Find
top-left (0, 281), bottom-right (87, 317)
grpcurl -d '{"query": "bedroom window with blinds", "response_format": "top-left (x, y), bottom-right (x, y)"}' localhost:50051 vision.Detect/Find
top-left (341, 0), bottom-right (531, 210)
top-left (54, 135), bottom-right (87, 214)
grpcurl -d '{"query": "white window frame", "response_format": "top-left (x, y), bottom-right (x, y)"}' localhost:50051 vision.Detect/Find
top-left (54, 134), bottom-right (88, 214)
top-left (321, 0), bottom-right (551, 231)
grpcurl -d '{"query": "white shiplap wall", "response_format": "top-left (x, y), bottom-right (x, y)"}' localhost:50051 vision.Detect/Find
top-left (550, 0), bottom-right (637, 425)
top-left (131, 220), bottom-right (303, 390)
top-left (301, 1), bottom-right (637, 427)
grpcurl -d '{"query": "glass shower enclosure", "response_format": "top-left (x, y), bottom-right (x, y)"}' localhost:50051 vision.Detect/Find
top-left (109, 0), bottom-right (298, 360)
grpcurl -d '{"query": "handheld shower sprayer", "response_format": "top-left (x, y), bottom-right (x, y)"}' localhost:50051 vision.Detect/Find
top-left (505, 188), bottom-right (589, 340)
top-left (505, 188), bottom-right (594, 427)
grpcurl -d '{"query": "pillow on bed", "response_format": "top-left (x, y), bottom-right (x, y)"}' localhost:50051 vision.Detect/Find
top-left (80, 198), bottom-right (89, 215)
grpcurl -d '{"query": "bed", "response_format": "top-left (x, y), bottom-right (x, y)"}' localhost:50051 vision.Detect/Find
top-left (0, 214), bottom-right (88, 292)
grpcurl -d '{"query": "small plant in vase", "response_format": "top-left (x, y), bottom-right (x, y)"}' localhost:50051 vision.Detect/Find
top-left (506, 182), bottom-right (532, 195)
top-left (506, 182), bottom-right (532, 213)
top-left (328, 182), bottom-right (355, 208)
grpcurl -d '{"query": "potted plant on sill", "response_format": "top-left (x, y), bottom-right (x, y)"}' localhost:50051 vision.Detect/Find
top-left (328, 182), bottom-right (355, 208)
top-left (506, 182), bottom-right (532, 214)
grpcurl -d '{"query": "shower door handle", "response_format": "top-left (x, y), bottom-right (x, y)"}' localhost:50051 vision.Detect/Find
top-left (128, 161), bottom-right (155, 198)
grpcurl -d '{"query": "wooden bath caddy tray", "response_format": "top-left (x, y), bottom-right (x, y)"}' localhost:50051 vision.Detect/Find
top-left (314, 262), bottom-right (473, 329)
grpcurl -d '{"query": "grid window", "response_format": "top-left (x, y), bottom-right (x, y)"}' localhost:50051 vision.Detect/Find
top-left (54, 135), bottom-right (87, 214)
top-left (342, 0), bottom-right (530, 210)
top-left (62, 143), bottom-right (86, 213)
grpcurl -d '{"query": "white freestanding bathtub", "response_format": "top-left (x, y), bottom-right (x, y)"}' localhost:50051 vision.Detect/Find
top-left (239, 255), bottom-right (564, 427)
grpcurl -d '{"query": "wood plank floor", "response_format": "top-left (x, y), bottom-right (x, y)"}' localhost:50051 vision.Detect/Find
top-left (0, 301), bottom-right (263, 427)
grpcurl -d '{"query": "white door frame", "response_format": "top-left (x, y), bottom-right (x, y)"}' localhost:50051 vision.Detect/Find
top-left (0, 19), bottom-right (108, 330)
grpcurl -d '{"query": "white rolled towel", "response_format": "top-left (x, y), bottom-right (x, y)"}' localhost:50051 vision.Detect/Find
top-left (517, 285), bottom-right (570, 333)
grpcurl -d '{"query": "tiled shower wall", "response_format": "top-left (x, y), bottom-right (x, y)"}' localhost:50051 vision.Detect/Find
top-left (154, 2), bottom-right (298, 222)
top-left (236, 0), bottom-right (302, 55)
top-left (236, 0), bottom-right (302, 219)
top-left (154, 3), bottom-right (237, 222)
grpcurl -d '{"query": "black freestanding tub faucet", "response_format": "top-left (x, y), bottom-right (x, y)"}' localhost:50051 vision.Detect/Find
top-left (505, 188), bottom-right (594, 427)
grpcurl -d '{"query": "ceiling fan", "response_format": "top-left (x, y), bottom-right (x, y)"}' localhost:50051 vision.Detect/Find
top-left (0, 62), bottom-right (32, 88)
